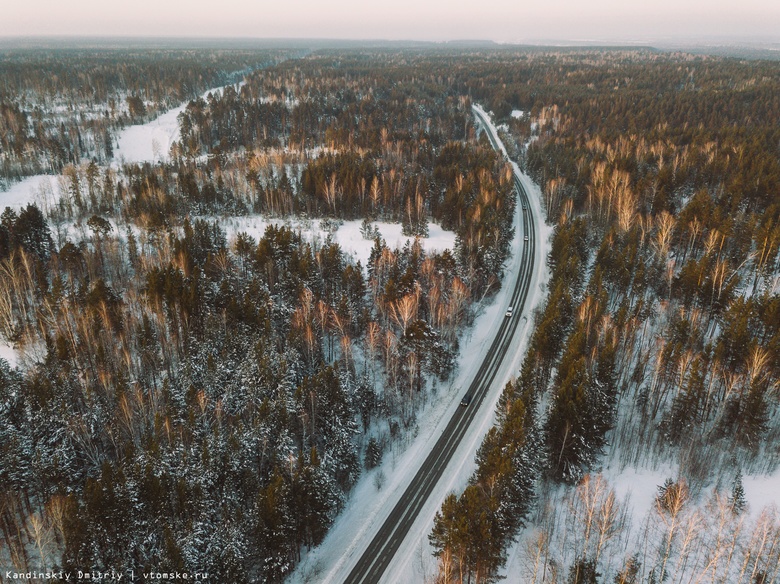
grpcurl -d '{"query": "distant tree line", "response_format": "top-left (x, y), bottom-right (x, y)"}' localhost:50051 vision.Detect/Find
top-left (0, 48), bottom-right (290, 185)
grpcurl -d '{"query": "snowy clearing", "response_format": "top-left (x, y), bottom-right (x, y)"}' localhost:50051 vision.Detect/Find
top-left (112, 104), bottom-right (184, 165)
top-left (113, 83), bottom-right (243, 166)
top-left (218, 216), bottom-right (456, 268)
top-left (1, 83), bottom-right (244, 210)
top-left (0, 174), bottom-right (61, 211)
top-left (743, 469), bottom-right (780, 515)
top-left (0, 341), bottom-right (19, 368)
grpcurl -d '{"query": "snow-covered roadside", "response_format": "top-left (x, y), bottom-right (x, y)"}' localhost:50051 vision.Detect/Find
top-left (386, 165), bottom-right (553, 584)
top-left (473, 104), bottom-right (508, 158)
top-left (287, 238), bottom-right (530, 582)
top-left (288, 111), bottom-right (553, 584)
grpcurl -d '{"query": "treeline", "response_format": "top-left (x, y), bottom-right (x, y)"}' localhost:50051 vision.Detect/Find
top-left (0, 48), bottom-right (290, 184)
top-left (176, 50), bottom-right (469, 154)
top-left (431, 49), bottom-right (780, 583)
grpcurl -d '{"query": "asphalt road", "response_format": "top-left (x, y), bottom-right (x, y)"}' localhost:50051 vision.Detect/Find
top-left (344, 109), bottom-right (537, 584)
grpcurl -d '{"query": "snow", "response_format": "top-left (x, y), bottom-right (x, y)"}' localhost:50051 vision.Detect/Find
top-left (289, 108), bottom-right (553, 584)
top-left (741, 469), bottom-right (780, 517)
top-left (113, 104), bottom-right (184, 165)
top-left (473, 104), bottom-right (507, 158)
top-left (0, 174), bottom-right (61, 211)
top-left (511, 110), bottom-right (525, 119)
top-left (499, 458), bottom-right (780, 583)
top-left (113, 82), bottom-right (243, 166)
top-left (0, 341), bottom-right (19, 368)
top-left (217, 217), bottom-right (457, 268)
top-left (595, 463), bottom-right (780, 529)
top-left (604, 464), bottom-right (677, 526)
top-left (1, 83), bottom-right (246, 213)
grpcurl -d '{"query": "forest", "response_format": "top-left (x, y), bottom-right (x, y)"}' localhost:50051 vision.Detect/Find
top-left (430, 49), bottom-right (780, 583)
top-left (0, 46), bottom-right (779, 584)
top-left (0, 48), bottom-right (291, 185)
top-left (0, 47), bottom-right (515, 580)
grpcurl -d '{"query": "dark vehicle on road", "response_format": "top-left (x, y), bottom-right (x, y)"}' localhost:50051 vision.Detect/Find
top-left (460, 394), bottom-right (473, 407)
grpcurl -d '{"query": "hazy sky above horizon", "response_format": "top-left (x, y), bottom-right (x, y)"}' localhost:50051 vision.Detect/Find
top-left (3, 0), bottom-right (779, 42)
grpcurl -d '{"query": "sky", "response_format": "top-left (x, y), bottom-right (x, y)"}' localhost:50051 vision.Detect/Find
top-left (2, 0), bottom-right (779, 43)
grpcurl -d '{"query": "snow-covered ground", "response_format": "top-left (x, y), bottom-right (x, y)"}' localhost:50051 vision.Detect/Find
top-left (0, 83), bottom-right (244, 210)
top-left (606, 465), bottom-right (676, 525)
top-left (0, 174), bottom-right (61, 211)
top-left (601, 463), bottom-right (780, 528)
top-left (0, 83), bottom-right (250, 220)
top-left (114, 83), bottom-right (243, 165)
top-left (288, 109), bottom-right (553, 584)
top-left (0, 341), bottom-right (19, 368)
top-left (218, 216), bottom-right (456, 268)
top-left (113, 104), bottom-right (184, 165)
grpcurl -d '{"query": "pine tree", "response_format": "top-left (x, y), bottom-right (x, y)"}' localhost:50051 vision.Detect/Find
top-left (430, 493), bottom-right (467, 582)
top-left (365, 438), bottom-right (382, 469)
top-left (568, 558), bottom-right (601, 584)
top-left (728, 470), bottom-right (747, 515)
top-left (614, 555), bottom-right (641, 584)
top-left (545, 355), bottom-right (594, 483)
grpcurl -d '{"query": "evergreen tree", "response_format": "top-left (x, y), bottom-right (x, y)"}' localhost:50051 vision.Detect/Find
top-left (614, 555), bottom-right (641, 584)
top-left (568, 558), bottom-right (601, 584)
top-left (545, 356), bottom-right (594, 483)
top-left (728, 470), bottom-right (747, 515)
top-left (365, 438), bottom-right (382, 469)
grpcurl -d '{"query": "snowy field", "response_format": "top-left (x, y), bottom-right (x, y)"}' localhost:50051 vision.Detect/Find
top-left (0, 174), bottom-right (61, 211)
top-left (0, 341), bottom-right (19, 368)
top-left (113, 83), bottom-right (242, 165)
top-left (289, 107), bottom-right (554, 584)
top-left (112, 102), bottom-right (185, 164)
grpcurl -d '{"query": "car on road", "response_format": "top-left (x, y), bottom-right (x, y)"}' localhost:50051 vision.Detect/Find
top-left (460, 393), bottom-right (473, 407)
top-left (505, 306), bottom-right (514, 317)
top-left (524, 235), bottom-right (529, 241)
top-left (522, 204), bottom-right (527, 210)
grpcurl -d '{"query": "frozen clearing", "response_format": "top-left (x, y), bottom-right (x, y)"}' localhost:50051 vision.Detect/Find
top-left (1, 83), bottom-right (243, 210)
top-left (114, 83), bottom-right (242, 165)
top-left (603, 463), bottom-right (780, 526)
top-left (743, 469), bottom-right (780, 514)
top-left (0, 341), bottom-right (19, 368)
top-left (218, 216), bottom-right (456, 268)
top-left (288, 108), bottom-right (553, 584)
top-left (0, 174), bottom-right (61, 211)
top-left (113, 104), bottom-right (184, 165)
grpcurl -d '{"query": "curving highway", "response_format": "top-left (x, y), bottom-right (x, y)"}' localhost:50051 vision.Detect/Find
top-left (344, 106), bottom-right (537, 584)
